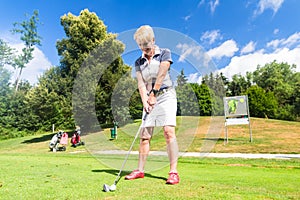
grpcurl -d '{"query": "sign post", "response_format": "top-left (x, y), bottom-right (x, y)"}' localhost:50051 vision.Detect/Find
top-left (223, 95), bottom-right (252, 143)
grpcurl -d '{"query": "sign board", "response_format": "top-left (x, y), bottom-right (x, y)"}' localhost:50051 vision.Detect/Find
top-left (223, 95), bottom-right (252, 143)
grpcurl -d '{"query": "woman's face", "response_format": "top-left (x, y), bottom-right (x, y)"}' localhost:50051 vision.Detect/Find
top-left (138, 41), bottom-right (154, 57)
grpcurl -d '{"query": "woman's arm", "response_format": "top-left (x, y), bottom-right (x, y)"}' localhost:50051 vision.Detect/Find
top-left (153, 61), bottom-right (170, 90)
top-left (147, 61), bottom-right (171, 105)
top-left (136, 71), bottom-right (153, 113)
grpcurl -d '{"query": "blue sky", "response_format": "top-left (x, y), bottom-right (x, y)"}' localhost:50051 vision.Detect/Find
top-left (1, 0), bottom-right (300, 84)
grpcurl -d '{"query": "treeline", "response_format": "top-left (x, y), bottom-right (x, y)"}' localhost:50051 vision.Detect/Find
top-left (0, 9), bottom-right (299, 139)
top-left (177, 60), bottom-right (300, 121)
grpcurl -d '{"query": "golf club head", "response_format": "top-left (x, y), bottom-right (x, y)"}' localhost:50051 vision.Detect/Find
top-left (103, 184), bottom-right (110, 192)
top-left (109, 184), bottom-right (116, 191)
top-left (103, 183), bottom-right (116, 192)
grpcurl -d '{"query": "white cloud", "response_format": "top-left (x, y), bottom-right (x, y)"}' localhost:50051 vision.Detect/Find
top-left (281, 32), bottom-right (300, 47)
top-left (176, 43), bottom-right (203, 62)
top-left (197, 0), bottom-right (219, 14)
top-left (5, 43), bottom-right (52, 85)
top-left (219, 46), bottom-right (300, 80)
top-left (176, 42), bottom-right (215, 72)
top-left (273, 28), bottom-right (279, 35)
top-left (241, 41), bottom-right (256, 54)
top-left (1, 34), bottom-right (52, 85)
top-left (207, 40), bottom-right (239, 59)
top-left (197, 0), bottom-right (205, 7)
top-left (254, 0), bottom-right (284, 16)
top-left (23, 48), bottom-right (52, 84)
top-left (184, 15), bottom-right (191, 21)
top-left (267, 39), bottom-right (280, 49)
top-left (209, 0), bottom-right (220, 14)
top-left (200, 30), bottom-right (222, 44)
top-left (218, 32), bottom-right (300, 80)
top-left (267, 32), bottom-right (300, 49)
top-left (188, 72), bottom-right (202, 83)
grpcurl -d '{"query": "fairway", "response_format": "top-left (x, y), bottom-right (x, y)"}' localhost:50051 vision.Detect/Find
top-left (0, 152), bottom-right (299, 199)
top-left (0, 117), bottom-right (299, 199)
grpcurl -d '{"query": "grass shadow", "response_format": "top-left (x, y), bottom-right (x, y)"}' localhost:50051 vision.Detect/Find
top-left (92, 169), bottom-right (167, 181)
top-left (202, 137), bottom-right (250, 142)
top-left (22, 133), bottom-right (54, 144)
top-left (21, 132), bottom-right (72, 144)
top-left (202, 138), bottom-right (223, 142)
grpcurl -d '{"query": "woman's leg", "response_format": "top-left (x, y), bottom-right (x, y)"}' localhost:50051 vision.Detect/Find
top-left (163, 125), bottom-right (178, 172)
top-left (138, 127), bottom-right (153, 171)
top-left (138, 138), bottom-right (150, 171)
top-left (125, 127), bottom-right (153, 180)
top-left (164, 125), bottom-right (180, 184)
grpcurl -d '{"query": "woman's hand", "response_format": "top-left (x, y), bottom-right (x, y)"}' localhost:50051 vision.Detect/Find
top-left (143, 102), bottom-right (153, 114)
top-left (145, 93), bottom-right (156, 113)
top-left (147, 94), bottom-right (157, 106)
top-left (143, 94), bottom-right (156, 114)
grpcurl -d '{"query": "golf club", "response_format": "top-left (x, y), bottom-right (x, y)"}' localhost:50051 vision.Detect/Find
top-left (103, 113), bottom-right (147, 192)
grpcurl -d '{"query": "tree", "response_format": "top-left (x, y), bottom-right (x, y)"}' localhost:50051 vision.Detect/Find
top-left (175, 70), bottom-right (200, 116)
top-left (56, 9), bottom-right (115, 130)
top-left (56, 9), bottom-right (132, 130)
top-left (0, 65), bottom-right (12, 129)
top-left (177, 69), bottom-right (188, 87)
top-left (253, 61), bottom-right (295, 106)
top-left (57, 9), bottom-right (109, 79)
top-left (190, 83), bottom-right (214, 116)
top-left (27, 66), bottom-right (73, 130)
top-left (245, 85), bottom-right (278, 119)
top-left (293, 73), bottom-right (300, 119)
top-left (2, 80), bottom-right (41, 134)
top-left (252, 61), bottom-right (299, 120)
top-left (111, 69), bottom-right (141, 125)
top-left (0, 39), bottom-right (15, 67)
top-left (228, 73), bottom-right (252, 96)
top-left (201, 72), bottom-right (226, 116)
top-left (11, 10), bottom-right (42, 91)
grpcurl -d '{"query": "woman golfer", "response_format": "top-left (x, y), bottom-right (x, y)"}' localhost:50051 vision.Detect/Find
top-left (125, 25), bottom-right (179, 184)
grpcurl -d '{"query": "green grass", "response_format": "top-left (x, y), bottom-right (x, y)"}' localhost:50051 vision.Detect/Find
top-left (0, 116), bottom-right (299, 199)
top-left (0, 152), bottom-right (299, 199)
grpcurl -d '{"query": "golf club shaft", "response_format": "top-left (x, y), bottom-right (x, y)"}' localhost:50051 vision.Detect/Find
top-left (113, 113), bottom-right (147, 185)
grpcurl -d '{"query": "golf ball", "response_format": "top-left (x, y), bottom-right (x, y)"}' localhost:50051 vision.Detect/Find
top-left (110, 184), bottom-right (116, 191)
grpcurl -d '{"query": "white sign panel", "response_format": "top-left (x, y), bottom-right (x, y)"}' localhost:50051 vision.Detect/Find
top-left (224, 96), bottom-right (248, 117)
top-left (223, 95), bottom-right (252, 143)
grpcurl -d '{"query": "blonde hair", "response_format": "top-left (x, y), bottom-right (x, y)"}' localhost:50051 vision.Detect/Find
top-left (134, 25), bottom-right (155, 45)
